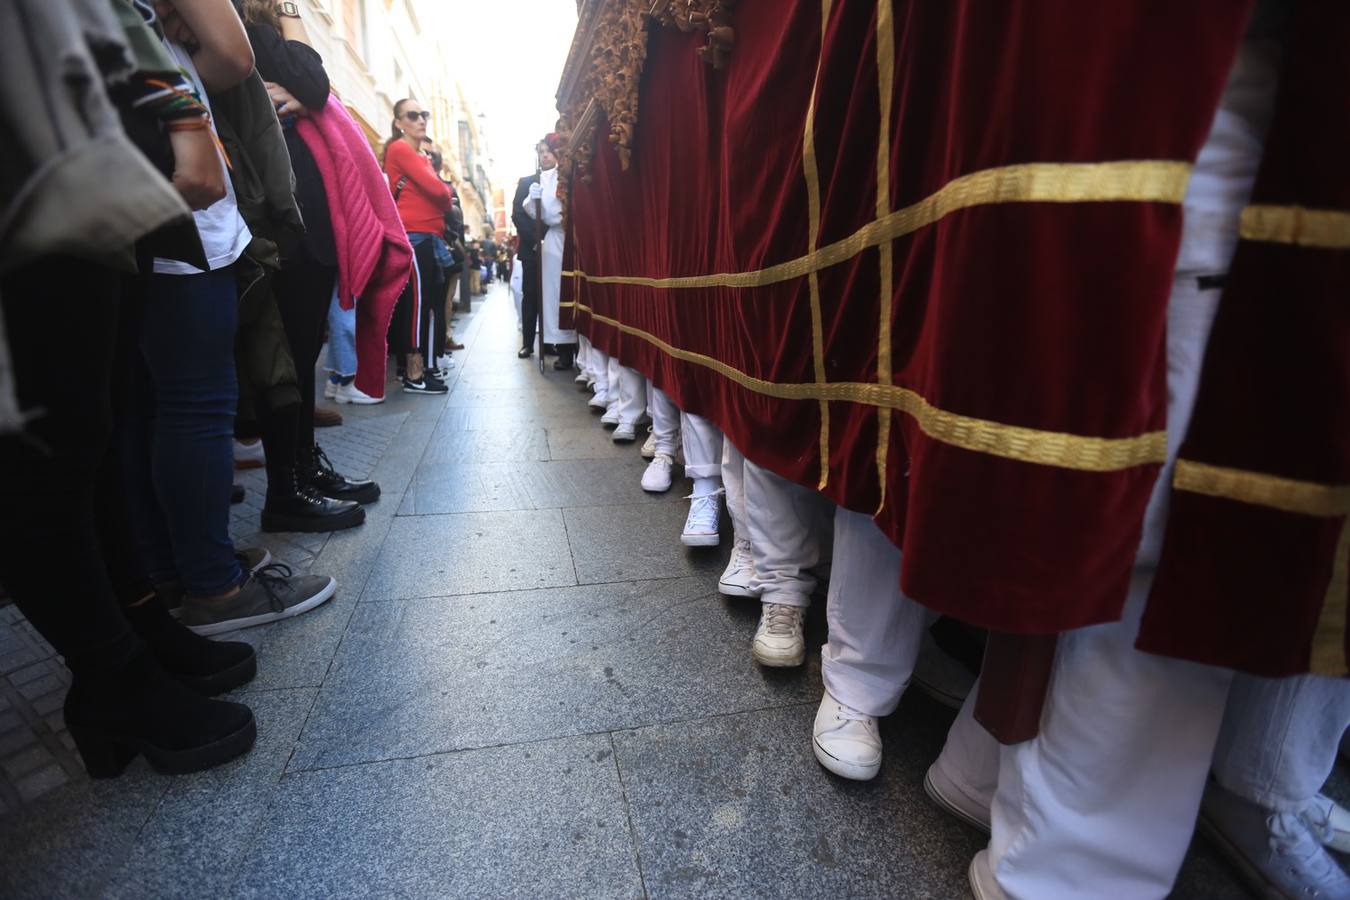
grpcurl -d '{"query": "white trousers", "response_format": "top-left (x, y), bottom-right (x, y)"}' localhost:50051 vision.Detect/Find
top-left (1212, 674), bottom-right (1350, 813)
top-left (616, 366), bottom-right (647, 427)
top-left (720, 438), bottom-right (750, 542)
top-left (743, 457), bottom-right (826, 609)
top-left (819, 507), bottom-right (932, 717)
top-left (929, 273), bottom-right (1237, 899)
top-left (577, 334), bottom-right (592, 373)
top-left (590, 347), bottom-right (611, 398)
top-left (648, 385), bottom-right (681, 458)
top-left (680, 411), bottom-right (723, 480)
top-left (605, 356), bottom-right (622, 414)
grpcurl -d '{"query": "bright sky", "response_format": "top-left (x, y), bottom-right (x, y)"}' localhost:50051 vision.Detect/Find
top-left (428, 1), bottom-right (579, 189)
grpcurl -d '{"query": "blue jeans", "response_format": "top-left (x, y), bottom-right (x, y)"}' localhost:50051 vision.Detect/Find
top-left (325, 283), bottom-right (357, 378)
top-left (121, 267), bottom-right (244, 597)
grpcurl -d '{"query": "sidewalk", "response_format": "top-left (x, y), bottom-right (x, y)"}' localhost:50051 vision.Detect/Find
top-left (0, 283), bottom-right (1291, 897)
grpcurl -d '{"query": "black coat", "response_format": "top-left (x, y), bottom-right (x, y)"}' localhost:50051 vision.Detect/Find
top-left (512, 174), bottom-right (544, 261)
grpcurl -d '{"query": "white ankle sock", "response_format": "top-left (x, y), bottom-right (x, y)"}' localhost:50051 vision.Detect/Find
top-left (692, 477), bottom-right (721, 497)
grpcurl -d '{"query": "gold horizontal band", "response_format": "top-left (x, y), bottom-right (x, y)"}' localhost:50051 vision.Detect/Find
top-left (578, 302), bottom-right (1165, 472)
top-left (571, 160), bottom-right (1192, 290)
top-left (1240, 204), bottom-right (1350, 249)
top-left (1174, 459), bottom-right (1350, 517)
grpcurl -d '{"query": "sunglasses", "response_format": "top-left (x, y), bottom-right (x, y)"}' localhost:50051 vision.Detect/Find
top-left (401, 110), bottom-right (431, 122)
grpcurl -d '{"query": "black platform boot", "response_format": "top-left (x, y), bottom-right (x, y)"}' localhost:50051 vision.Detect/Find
top-left (305, 445), bottom-right (381, 505)
top-left (261, 463), bottom-right (365, 533)
top-left (123, 595), bottom-right (257, 695)
top-left (64, 648), bottom-right (256, 777)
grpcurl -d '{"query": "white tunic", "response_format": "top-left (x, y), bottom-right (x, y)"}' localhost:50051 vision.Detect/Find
top-left (522, 166), bottom-right (576, 344)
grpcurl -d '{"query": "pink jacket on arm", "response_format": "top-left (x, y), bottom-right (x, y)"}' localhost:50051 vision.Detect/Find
top-left (297, 95), bottom-right (412, 399)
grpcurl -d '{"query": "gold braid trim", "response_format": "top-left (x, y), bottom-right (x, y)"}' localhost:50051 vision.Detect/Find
top-left (1173, 460), bottom-right (1350, 517)
top-left (1240, 205), bottom-right (1350, 249)
top-left (573, 160), bottom-right (1192, 290)
top-left (576, 303), bottom-right (1166, 472)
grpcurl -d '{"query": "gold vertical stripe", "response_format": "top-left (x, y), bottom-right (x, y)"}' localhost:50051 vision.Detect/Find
top-left (1311, 520), bottom-right (1350, 676)
top-left (802, 0), bottom-right (833, 490)
top-left (873, 0), bottom-right (895, 513)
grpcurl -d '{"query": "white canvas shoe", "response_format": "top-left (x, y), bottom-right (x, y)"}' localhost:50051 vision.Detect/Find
top-left (336, 381), bottom-right (384, 405)
top-left (588, 393), bottom-right (608, 411)
top-left (641, 453), bottom-right (675, 493)
top-left (968, 850), bottom-right (1006, 900)
top-left (640, 427), bottom-right (657, 460)
top-left (233, 438), bottom-right (265, 469)
top-left (612, 422), bottom-right (637, 442)
top-left (600, 408), bottom-right (621, 427)
top-left (752, 601), bottom-right (805, 667)
top-left (323, 379), bottom-right (339, 400)
top-left (574, 370), bottom-right (589, 385)
top-left (718, 538), bottom-right (758, 598)
top-left (1305, 794), bottom-right (1350, 854)
top-left (812, 690), bottom-right (881, 780)
top-left (923, 762), bottom-right (992, 833)
top-left (681, 491), bottom-right (722, 546)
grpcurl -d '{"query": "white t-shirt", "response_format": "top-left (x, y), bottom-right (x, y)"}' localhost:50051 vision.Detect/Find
top-left (153, 43), bottom-right (252, 275)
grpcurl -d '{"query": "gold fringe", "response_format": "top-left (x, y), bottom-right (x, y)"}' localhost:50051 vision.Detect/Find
top-left (801, 0), bottom-right (833, 490)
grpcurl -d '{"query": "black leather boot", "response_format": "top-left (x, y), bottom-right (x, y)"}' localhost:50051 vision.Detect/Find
top-left (64, 648), bottom-right (256, 777)
top-left (261, 464), bottom-right (365, 533)
top-left (123, 595), bottom-right (256, 696)
top-left (306, 445), bottom-right (380, 505)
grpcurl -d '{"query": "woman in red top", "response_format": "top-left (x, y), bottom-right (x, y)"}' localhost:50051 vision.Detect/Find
top-left (383, 98), bottom-right (454, 393)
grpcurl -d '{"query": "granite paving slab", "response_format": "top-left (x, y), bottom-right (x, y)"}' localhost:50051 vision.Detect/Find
top-left (360, 509), bottom-right (577, 602)
top-left (288, 577), bottom-right (820, 772)
top-left (565, 503), bottom-right (728, 584)
top-left (229, 734), bottom-right (643, 899)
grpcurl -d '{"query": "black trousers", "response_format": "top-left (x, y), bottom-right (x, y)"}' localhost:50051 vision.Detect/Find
top-left (0, 259), bottom-right (145, 674)
top-left (272, 244), bottom-right (336, 461)
top-left (520, 254), bottom-right (541, 350)
top-left (391, 236), bottom-right (444, 366)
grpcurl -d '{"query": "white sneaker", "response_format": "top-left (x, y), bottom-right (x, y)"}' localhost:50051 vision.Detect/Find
top-left (574, 371), bottom-right (589, 385)
top-left (753, 601), bottom-right (805, 667)
top-left (336, 381), bottom-right (384, 405)
top-left (1305, 794), bottom-right (1350, 854)
top-left (681, 491), bottom-right (722, 546)
top-left (968, 850), bottom-right (1006, 900)
top-left (923, 762), bottom-right (992, 833)
top-left (812, 690), bottom-right (881, 780)
top-left (640, 427), bottom-right (657, 460)
top-left (612, 422), bottom-right (637, 442)
top-left (718, 538), bottom-right (759, 598)
top-left (323, 379), bottom-right (339, 400)
top-left (641, 453), bottom-right (675, 493)
top-left (600, 409), bottom-right (621, 427)
top-left (233, 438), bottom-right (265, 469)
top-left (588, 394), bottom-right (608, 411)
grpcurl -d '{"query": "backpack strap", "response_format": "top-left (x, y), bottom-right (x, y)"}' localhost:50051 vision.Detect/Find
top-left (393, 175), bottom-right (409, 201)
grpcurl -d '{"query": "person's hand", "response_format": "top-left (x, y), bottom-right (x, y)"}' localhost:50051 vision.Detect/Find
top-left (264, 81), bottom-right (308, 118)
top-left (527, 182), bottom-right (543, 202)
top-left (168, 127), bottom-right (226, 210)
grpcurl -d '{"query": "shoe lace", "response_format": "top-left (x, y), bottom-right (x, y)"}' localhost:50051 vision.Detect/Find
top-left (251, 562), bottom-right (294, 613)
top-left (732, 538), bottom-right (754, 569)
top-left (683, 490), bottom-right (723, 528)
top-left (651, 453), bottom-right (673, 470)
top-left (314, 445), bottom-right (338, 478)
top-left (832, 700), bottom-right (872, 727)
top-left (1269, 810), bottom-right (1342, 888)
top-left (760, 603), bottom-right (801, 636)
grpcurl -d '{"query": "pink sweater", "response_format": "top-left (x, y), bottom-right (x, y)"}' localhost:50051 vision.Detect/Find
top-left (297, 96), bottom-right (412, 399)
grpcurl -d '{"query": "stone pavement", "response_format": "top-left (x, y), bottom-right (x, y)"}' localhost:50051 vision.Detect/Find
top-left (0, 281), bottom-right (1335, 897)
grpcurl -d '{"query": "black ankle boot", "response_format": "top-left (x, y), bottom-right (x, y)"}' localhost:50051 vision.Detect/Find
top-left (123, 596), bottom-right (256, 696)
top-left (305, 445), bottom-right (380, 505)
top-left (64, 649), bottom-right (256, 777)
top-left (261, 466), bottom-right (365, 533)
